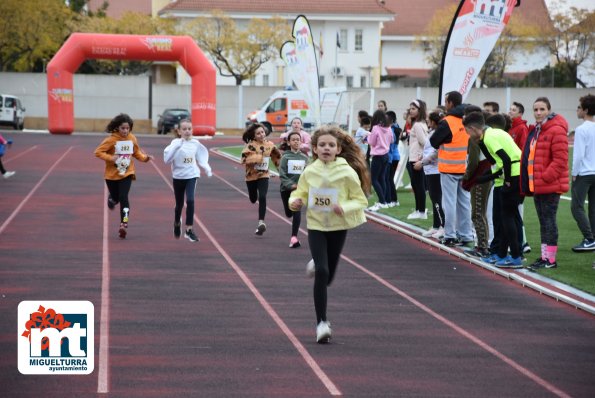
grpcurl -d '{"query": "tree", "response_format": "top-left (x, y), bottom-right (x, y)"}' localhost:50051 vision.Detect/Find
top-left (537, 5), bottom-right (595, 88)
top-left (183, 10), bottom-right (290, 85)
top-left (415, 3), bottom-right (540, 87)
top-left (0, 0), bottom-right (74, 72)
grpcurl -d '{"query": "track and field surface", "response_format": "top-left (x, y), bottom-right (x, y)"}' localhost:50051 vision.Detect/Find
top-left (1, 132), bottom-right (594, 397)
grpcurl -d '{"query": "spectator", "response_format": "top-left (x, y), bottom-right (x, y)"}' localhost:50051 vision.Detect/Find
top-left (430, 91), bottom-right (473, 247)
top-left (483, 101), bottom-right (500, 115)
top-left (367, 110), bottom-right (394, 211)
top-left (520, 97), bottom-right (569, 270)
top-left (570, 94), bottom-right (595, 252)
top-left (406, 99), bottom-right (428, 220)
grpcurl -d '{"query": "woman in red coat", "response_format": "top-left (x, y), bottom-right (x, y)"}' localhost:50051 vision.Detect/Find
top-left (520, 97), bottom-right (569, 270)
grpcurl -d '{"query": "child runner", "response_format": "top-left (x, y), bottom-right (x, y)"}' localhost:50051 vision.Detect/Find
top-left (94, 113), bottom-right (153, 239)
top-left (279, 131), bottom-right (309, 248)
top-left (0, 134), bottom-right (15, 179)
top-left (241, 123), bottom-right (281, 235)
top-left (163, 119), bottom-right (213, 242)
top-left (289, 126), bottom-right (371, 343)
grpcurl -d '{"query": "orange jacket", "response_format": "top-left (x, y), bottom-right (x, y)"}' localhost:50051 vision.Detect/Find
top-left (94, 132), bottom-right (150, 180)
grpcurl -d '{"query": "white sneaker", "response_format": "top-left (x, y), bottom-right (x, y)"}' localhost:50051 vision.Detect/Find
top-left (388, 201), bottom-right (399, 208)
top-left (306, 259), bottom-right (315, 278)
top-left (422, 227), bottom-right (438, 237)
top-left (316, 320), bottom-right (332, 343)
top-left (419, 209), bottom-right (428, 219)
top-left (431, 227), bottom-right (445, 239)
top-left (407, 211), bottom-right (420, 220)
top-left (367, 203), bottom-right (381, 212)
top-left (378, 203), bottom-right (389, 209)
top-left (3, 171), bottom-right (15, 179)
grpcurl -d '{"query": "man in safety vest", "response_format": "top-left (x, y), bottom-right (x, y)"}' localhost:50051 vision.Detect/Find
top-left (430, 91), bottom-right (473, 247)
top-left (463, 111), bottom-right (523, 268)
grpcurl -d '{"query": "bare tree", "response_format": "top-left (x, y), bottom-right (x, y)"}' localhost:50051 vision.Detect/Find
top-left (183, 10), bottom-right (290, 86)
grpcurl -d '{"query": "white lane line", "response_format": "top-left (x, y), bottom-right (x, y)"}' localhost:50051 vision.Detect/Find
top-left (150, 163), bottom-right (342, 396)
top-left (97, 185), bottom-right (111, 394)
top-left (0, 146), bottom-right (72, 235)
top-left (2, 145), bottom-right (38, 164)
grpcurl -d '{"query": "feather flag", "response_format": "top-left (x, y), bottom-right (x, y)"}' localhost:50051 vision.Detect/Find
top-left (439, 0), bottom-right (520, 104)
top-left (280, 15), bottom-right (321, 127)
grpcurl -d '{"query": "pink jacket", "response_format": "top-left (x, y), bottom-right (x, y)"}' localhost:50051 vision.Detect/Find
top-left (367, 125), bottom-right (394, 156)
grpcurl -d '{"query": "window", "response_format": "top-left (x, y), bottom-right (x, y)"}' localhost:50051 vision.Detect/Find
top-left (262, 74), bottom-right (269, 87)
top-left (339, 29), bottom-right (348, 51)
top-left (250, 76), bottom-right (256, 86)
top-left (266, 98), bottom-right (286, 113)
top-left (346, 76), bottom-right (353, 88)
top-left (360, 76), bottom-right (366, 88)
top-left (355, 29), bottom-right (363, 52)
top-left (319, 75), bottom-right (325, 88)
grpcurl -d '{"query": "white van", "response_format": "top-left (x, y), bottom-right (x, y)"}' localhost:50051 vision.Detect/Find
top-left (0, 94), bottom-right (26, 130)
top-left (246, 87), bottom-right (347, 134)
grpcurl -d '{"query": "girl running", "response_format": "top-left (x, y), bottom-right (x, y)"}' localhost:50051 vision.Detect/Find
top-left (163, 119), bottom-right (212, 242)
top-left (289, 126), bottom-right (371, 343)
top-left (94, 113), bottom-right (153, 239)
top-left (241, 123), bottom-right (281, 235)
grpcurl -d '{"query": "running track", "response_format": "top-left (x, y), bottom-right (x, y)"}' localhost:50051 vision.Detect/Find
top-left (1, 132), bottom-right (594, 397)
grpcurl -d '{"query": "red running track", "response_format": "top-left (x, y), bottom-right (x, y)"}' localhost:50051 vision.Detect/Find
top-left (0, 132), bottom-right (594, 397)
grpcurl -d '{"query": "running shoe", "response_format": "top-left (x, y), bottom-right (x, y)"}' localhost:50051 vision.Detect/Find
top-left (422, 227), bottom-right (438, 237)
top-left (522, 242), bottom-right (531, 253)
top-left (572, 239), bottom-right (595, 252)
top-left (118, 222), bottom-right (127, 239)
top-left (316, 321), bottom-right (332, 344)
top-left (255, 221), bottom-right (266, 236)
top-left (3, 171), bottom-right (15, 179)
top-left (306, 259), bottom-right (315, 278)
top-left (529, 259), bottom-right (557, 271)
top-left (185, 229), bottom-right (199, 242)
top-left (494, 255), bottom-right (523, 268)
top-left (289, 236), bottom-right (300, 248)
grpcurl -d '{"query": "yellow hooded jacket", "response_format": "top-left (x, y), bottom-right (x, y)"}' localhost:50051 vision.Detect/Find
top-left (289, 157), bottom-right (367, 231)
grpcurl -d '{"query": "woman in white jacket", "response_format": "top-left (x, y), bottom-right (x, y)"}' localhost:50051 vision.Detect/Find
top-left (163, 119), bottom-right (212, 242)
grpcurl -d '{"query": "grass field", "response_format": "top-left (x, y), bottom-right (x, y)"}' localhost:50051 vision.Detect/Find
top-left (218, 145), bottom-right (595, 295)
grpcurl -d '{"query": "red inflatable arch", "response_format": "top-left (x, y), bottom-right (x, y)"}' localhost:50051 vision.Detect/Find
top-left (47, 33), bottom-right (216, 135)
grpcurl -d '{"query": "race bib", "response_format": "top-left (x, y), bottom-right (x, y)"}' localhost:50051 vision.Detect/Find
top-left (115, 140), bottom-right (133, 155)
top-left (254, 156), bottom-right (270, 171)
top-left (287, 159), bottom-right (306, 175)
top-left (183, 157), bottom-right (194, 164)
top-left (308, 187), bottom-right (338, 212)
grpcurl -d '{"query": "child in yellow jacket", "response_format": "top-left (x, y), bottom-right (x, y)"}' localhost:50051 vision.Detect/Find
top-left (94, 113), bottom-right (153, 239)
top-left (289, 126), bottom-right (370, 343)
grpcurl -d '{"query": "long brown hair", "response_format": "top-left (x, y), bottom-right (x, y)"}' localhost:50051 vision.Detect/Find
top-left (311, 125), bottom-right (371, 196)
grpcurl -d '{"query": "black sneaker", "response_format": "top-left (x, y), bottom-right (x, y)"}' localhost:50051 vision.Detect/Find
top-left (255, 221), bottom-right (266, 236)
top-left (107, 195), bottom-right (116, 210)
top-left (440, 237), bottom-right (460, 247)
top-left (529, 258), bottom-right (557, 271)
top-left (184, 229), bottom-right (199, 242)
top-left (572, 239), bottom-right (595, 252)
top-left (522, 242), bottom-right (531, 253)
top-left (174, 222), bottom-right (181, 239)
top-left (464, 247), bottom-right (489, 258)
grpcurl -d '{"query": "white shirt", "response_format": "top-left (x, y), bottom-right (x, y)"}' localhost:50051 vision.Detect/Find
top-left (163, 138), bottom-right (212, 179)
top-left (572, 120), bottom-right (595, 176)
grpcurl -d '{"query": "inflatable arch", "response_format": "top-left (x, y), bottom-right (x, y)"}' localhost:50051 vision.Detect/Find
top-left (47, 33), bottom-right (216, 135)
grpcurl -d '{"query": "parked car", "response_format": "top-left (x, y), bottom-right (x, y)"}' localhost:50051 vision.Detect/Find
top-left (0, 94), bottom-right (26, 130)
top-left (157, 108), bottom-right (190, 135)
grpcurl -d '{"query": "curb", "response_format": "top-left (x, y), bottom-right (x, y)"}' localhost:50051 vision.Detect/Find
top-left (365, 210), bottom-right (595, 316)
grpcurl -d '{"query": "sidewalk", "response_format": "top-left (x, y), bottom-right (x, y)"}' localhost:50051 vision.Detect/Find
top-left (365, 210), bottom-right (595, 316)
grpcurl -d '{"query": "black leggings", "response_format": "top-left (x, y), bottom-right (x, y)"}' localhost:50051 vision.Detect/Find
top-left (281, 189), bottom-right (301, 236)
top-left (173, 178), bottom-right (197, 227)
top-left (106, 176), bottom-right (132, 223)
top-left (308, 229), bottom-right (347, 324)
top-left (426, 173), bottom-right (444, 229)
top-left (409, 162), bottom-right (426, 212)
top-left (246, 178), bottom-right (269, 220)
top-left (0, 157), bottom-right (6, 174)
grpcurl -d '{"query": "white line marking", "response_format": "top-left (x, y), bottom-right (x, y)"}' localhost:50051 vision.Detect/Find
top-left (150, 163), bottom-right (342, 396)
top-left (2, 145), bottom-right (38, 164)
top-left (0, 146), bottom-right (71, 235)
top-left (97, 185), bottom-right (110, 394)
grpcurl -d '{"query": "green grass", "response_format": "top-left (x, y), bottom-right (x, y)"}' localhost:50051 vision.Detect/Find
top-left (218, 145), bottom-right (595, 295)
